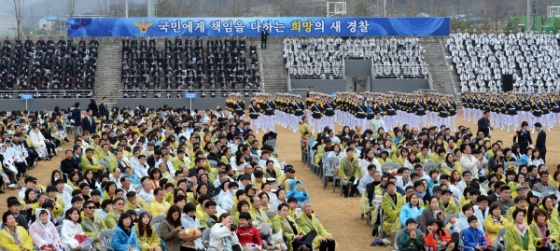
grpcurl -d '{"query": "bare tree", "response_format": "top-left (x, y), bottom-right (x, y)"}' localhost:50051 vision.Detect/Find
top-left (63, 0), bottom-right (76, 17)
top-left (12, 0), bottom-right (25, 37)
top-left (97, 0), bottom-right (111, 16)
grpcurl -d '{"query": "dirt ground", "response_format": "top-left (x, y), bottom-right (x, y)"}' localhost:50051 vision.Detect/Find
top-left (2, 111), bottom-right (558, 251)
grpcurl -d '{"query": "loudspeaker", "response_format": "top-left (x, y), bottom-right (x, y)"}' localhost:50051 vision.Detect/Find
top-left (502, 74), bottom-right (513, 92)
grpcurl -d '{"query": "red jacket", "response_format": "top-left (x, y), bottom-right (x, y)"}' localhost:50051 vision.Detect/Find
top-left (236, 224), bottom-right (263, 248)
top-left (423, 229), bottom-right (452, 250)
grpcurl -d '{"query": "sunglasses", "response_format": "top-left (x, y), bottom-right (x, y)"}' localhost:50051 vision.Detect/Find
top-left (86, 206), bottom-right (96, 209)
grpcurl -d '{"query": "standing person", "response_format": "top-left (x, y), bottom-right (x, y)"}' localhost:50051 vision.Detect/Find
top-left (82, 109), bottom-right (96, 134)
top-left (261, 29), bottom-right (268, 49)
top-left (98, 97), bottom-right (109, 120)
top-left (71, 102), bottom-right (82, 139)
top-left (534, 122), bottom-right (547, 163)
top-left (310, 98), bottom-right (323, 134)
top-left (513, 121), bottom-right (532, 154)
top-left (477, 111), bottom-right (493, 138)
top-left (248, 98), bottom-right (261, 133)
top-left (88, 99), bottom-right (99, 118)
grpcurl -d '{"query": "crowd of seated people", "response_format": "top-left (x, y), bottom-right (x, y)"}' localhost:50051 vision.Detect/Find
top-left (447, 29), bottom-right (560, 93)
top-left (283, 35), bottom-right (428, 79)
top-left (121, 36), bottom-right (261, 95)
top-left (0, 103), bottom-right (337, 251)
top-left (0, 37), bottom-right (98, 93)
top-left (301, 90), bottom-right (556, 251)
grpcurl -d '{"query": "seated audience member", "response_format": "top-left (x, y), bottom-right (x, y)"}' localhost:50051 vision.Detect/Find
top-left (423, 218), bottom-right (459, 251)
top-left (505, 209), bottom-right (534, 251)
top-left (61, 207), bottom-right (93, 251)
top-left (29, 209), bottom-right (63, 250)
top-left (210, 213), bottom-right (242, 251)
top-left (296, 201), bottom-right (336, 251)
top-left (110, 212), bottom-right (140, 251)
top-left (463, 216), bottom-right (493, 250)
top-left (273, 203), bottom-right (313, 251)
top-left (236, 212), bottom-right (264, 250)
top-left (399, 193), bottom-right (424, 227)
top-left (398, 218), bottom-right (424, 251)
top-left (0, 211), bottom-right (34, 251)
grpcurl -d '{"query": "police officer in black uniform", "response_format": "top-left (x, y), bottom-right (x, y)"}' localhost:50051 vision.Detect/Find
top-left (513, 121), bottom-right (532, 154)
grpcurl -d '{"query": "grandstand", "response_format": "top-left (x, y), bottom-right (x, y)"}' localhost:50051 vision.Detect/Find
top-left (0, 37), bottom-right (97, 99)
top-left (283, 36), bottom-right (430, 80)
top-left (120, 36), bottom-right (262, 98)
top-left (448, 30), bottom-right (560, 93)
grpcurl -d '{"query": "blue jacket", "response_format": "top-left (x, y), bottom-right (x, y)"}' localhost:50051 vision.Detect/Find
top-left (286, 179), bottom-right (310, 202)
top-left (110, 225), bottom-right (140, 251)
top-left (398, 203), bottom-right (423, 227)
top-left (518, 154), bottom-right (529, 165)
top-left (463, 227), bottom-right (487, 248)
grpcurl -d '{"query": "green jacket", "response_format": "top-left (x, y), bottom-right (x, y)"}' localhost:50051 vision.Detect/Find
top-left (505, 224), bottom-right (536, 251)
top-left (105, 210), bottom-right (121, 229)
top-left (81, 213), bottom-right (107, 237)
top-left (296, 213), bottom-right (336, 249)
top-left (398, 229), bottom-right (424, 251)
top-left (272, 214), bottom-right (301, 251)
top-left (338, 156), bottom-right (360, 185)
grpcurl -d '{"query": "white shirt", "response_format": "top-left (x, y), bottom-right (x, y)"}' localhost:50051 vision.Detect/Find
top-left (396, 176), bottom-right (413, 190)
top-left (474, 205), bottom-right (490, 223)
top-left (137, 188), bottom-right (154, 205)
top-left (459, 154), bottom-right (482, 179)
top-left (370, 117), bottom-right (386, 133)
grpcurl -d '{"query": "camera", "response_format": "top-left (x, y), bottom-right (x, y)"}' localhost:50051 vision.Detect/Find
top-left (230, 224), bottom-right (237, 231)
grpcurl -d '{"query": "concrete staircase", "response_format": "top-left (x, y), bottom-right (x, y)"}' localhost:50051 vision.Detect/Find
top-left (421, 41), bottom-right (459, 98)
top-left (258, 42), bottom-right (288, 93)
top-left (94, 43), bottom-right (122, 107)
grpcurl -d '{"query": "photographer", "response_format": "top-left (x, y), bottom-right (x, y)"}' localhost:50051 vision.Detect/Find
top-left (210, 213), bottom-right (241, 251)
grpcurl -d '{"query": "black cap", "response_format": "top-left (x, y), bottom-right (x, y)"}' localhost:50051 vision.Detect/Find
top-left (441, 189), bottom-right (453, 195)
top-left (433, 186), bottom-right (443, 193)
top-left (285, 167), bottom-right (295, 173)
top-left (238, 174), bottom-right (251, 181)
top-left (126, 191), bottom-right (137, 197)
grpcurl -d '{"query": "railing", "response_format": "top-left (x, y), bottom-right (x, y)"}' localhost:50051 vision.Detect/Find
top-left (0, 89), bottom-right (93, 99)
top-left (428, 68), bottom-right (434, 90)
top-left (118, 88), bottom-right (263, 98)
top-left (287, 64), bottom-right (345, 79)
top-left (342, 60), bottom-right (346, 79)
top-left (287, 71), bottom-right (292, 92)
top-left (371, 63), bottom-right (430, 79)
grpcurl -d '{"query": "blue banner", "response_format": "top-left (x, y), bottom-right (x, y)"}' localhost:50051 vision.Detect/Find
top-left (67, 17), bottom-right (450, 37)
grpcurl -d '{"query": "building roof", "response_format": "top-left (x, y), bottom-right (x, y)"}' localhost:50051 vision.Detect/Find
top-left (42, 16), bottom-right (58, 21)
